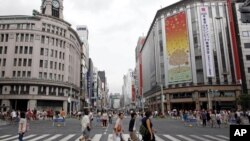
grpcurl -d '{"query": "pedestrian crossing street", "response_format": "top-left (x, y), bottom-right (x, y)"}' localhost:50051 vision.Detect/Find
top-left (0, 134), bottom-right (229, 141)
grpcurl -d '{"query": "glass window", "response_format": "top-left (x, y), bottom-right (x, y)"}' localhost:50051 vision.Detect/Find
top-left (248, 68), bottom-right (250, 73)
top-left (44, 72), bottom-right (47, 79)
top-left (15, 46), bottom-right (18, 54)
top-left (63, 53), bottom-right (64, 60)
top-left (62, 64), bottom-right (64, 71)
top-left (23, 58), bottom-right (27, 66)
top-left (54, 74), bottom-right (57, 80)
top-left (41, 36), bottom-right (45, 44)
top-left (45, 48), bottom-right (48, 56)
top-left (40, 60), bottom-right (43, 68)
top-left (244, 43), bottom-right (250, 49)
top-left (18, 58), bottom-right (22, 66)
top-left (27, 71), bottom-right (31, 77)
top-left (29, 47), bottom-right (33, 54)
top-left (50, 61), bottom-right (53, 69)
top-left (16, 33), bottom-right (20, 42)
top-left (39, 72), bottom-right (42, 78)
top-left (55, 51), bottom-right (58, 58)
top-left (46, 36), bottom-right (49, 44)
top-left (17, 71), bottom-right (21, 77)
top-left (0, 58), bottom-right (1, 66)
top-left (4, 46), bottom-right (7, 54)
top-left (5, 34), bottom-right (8, 42)
top-left (30, 34), bottom-right (34, 42)
top-left (24, 46), bottom-right (28, 54)
top-left (22, 71), bottom-right (26, 77)
top-left (50, 73), bottom-right (52, 79)
top-left (2, 71), bottom-right (5, 77)
top-left (3, 59), bottom-right (6, 66)
top-left (54, 62), bottom-right (57, 70)
top-left (25, 34), bottom-right (29, 42)
top-left (0, 46), bottom-right (2, 54)
top-left (20, 34), bottom-right (24, 42)
top-left (51, 49), bottom-right (54, 57)
top-left (40, 48), bottom-right (44, 55)
top-left (59, 63), bottom-right (61, 70)
top-left (19, 46), bottom-right (23, 54)
top-left (13, 71), bottom-right (16, 77)
top-left (246, 55), bottom-right (250, 60)
top-left (28, 59), bottom-right (32, 67)
top-left (44, 60), bottom-right (48, 68)
top-left (14, 58), bottom-right (17, 66)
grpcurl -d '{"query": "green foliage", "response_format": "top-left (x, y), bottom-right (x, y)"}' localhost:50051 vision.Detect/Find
top-left (238, 94), bottom-right (250, 110)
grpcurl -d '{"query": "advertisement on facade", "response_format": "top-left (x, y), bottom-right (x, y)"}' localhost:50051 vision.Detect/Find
top-left (165, 12), bottom-right (192, 84)
top-left (200, 7), bottom-right (215, 77)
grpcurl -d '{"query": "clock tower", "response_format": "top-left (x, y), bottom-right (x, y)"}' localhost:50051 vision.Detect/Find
top-left (41, 0), bottom-right (64, 19)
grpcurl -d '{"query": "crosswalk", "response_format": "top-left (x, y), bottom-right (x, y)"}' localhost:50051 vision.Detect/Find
top-left (0, 134), bottom-right (229, 141)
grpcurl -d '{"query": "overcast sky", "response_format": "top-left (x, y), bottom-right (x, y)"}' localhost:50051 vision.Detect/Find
top-left (0, 0), bottom-right (179, 94)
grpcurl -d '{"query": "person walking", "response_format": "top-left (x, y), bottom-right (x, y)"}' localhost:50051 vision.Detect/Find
top-left (141, 111), bottom-right (155, 141)
top-left (80, 110), bottom-right (91, 141)
top-left (102, 111), bottom-right (108, 127)
top-left (113, 112), bottom-right (125, 141)
top-left (201, 109), bottom-right (207, 127)
top-left (216, 111), bottom-right (222, 128)
top-left (129, 113), bottom-right (139, 141)
top-left (18, 112), bottom-right (27, 141)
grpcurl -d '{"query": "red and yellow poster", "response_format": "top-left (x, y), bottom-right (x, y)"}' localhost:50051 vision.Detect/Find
top-left (165, 12), bottom-right (192, 83)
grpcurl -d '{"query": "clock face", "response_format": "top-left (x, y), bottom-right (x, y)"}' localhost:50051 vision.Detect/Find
top-left (52, 0), bottom-right (60, 8)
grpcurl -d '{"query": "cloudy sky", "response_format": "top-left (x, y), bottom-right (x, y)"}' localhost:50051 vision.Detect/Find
top-left (0, 0), bottom-right (179, 93)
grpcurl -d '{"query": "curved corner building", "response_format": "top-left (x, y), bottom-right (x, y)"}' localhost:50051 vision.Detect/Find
top-left (140, 0), bottom-right (243, 111)
top-left (0, 0), bottom-right (81, 113)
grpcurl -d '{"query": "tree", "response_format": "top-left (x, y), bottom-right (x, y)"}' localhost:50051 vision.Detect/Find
top-left (238, 94), bottom-right (250, 110)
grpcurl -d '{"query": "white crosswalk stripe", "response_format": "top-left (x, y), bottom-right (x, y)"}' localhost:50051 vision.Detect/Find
top-left (1, 135), bottom-right (19, 141)
top-left (177, 135), bottom-right (196, 141)
top-left (0, 134), bottom-right (230, 141)
top-left (203, 135), bottom-right (227, 141)
top-left (216, 135), bottom-right (229, 140)
top-left (164, 135), bottom-right (181, 141)
top-left (190, 135), bottom-right (212, 141)
top-left (0, 135), bottom-right (11, 139)
top-left (91, 134), bottom-right (102, 141)
top-left (44, 134), bottom-right (62, 141)
top-left (155, 135), bottom-right (165, 141)
top-left (27, 134), bottom-right (50, 141)
top-left (13, 134), bottom-right (37, 141)
top-left (59, 134), bottom-right (75, 141)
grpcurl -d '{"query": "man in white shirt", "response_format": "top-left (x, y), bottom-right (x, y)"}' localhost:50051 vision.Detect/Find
top-left (11, 110), bottom-right (17, 124)
top-left (80, 110), bottom-right (91, 141)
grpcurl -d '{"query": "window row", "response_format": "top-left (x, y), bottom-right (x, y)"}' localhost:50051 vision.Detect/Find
top-left (39, 60), bottom-right (64, 70)
top-left (0, 24), bottom-right (10, 30)
top-left (17, 23), bottom-right (35, 30)
top-left (16, 33), bottom-right (34, 42)
top-left (1, 71), bottom-right (5, 77)
top-left (38, 86), bottom-right (65, 96)
top-left (39, 72), bottom-right (64, 81)
top-left (12, 71), bottom-right (31, 78)
top-left (40, 48), bottom-right (65, 59)
top-left (0, 34), bottom-right (9, 42)
top-left (10, 85), bottom-right (30, 95)
top-left (41, 35), bottom-right (66, 48)
top-left (42, 23), bottom-right (66, 37)
top-left (0, 58), bottom-right (6, 67)
top-left (15, 46), bottom-right (33, 54)
top-left (13, 58), bottom-right (32, 67)
top-left (0, 46), bottom-right (7, 54)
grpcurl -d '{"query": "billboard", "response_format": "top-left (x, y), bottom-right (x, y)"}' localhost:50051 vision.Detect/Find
top-left (200, 7), bottom-right (215, 77)
top-left (165, 12), bottom-right (192, 83)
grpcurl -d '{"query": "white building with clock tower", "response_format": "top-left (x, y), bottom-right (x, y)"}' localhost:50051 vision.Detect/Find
top-left (0, 0), bottom-right (85, 114)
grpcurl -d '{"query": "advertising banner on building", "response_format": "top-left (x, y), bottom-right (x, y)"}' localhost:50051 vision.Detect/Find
top-left (165, 12), bottom-right (192, 84)
top-left (200, 7), bottom-right (215, 77)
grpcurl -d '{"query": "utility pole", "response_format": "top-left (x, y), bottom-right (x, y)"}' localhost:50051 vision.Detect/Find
top-left (161, 84), bottom-right (165, 116)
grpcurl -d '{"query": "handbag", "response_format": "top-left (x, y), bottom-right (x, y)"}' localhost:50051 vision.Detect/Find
top-left (87, 126), bottom-right (91, 131)
top-left (139, 124), bottom-right (148, 136)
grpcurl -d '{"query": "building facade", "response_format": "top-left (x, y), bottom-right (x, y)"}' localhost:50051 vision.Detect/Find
top-left (0, 0), bottom-right (82, 113)
top-left (140, 0), bottom-right (242, 112)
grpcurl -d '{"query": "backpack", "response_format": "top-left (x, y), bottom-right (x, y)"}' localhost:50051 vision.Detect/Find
top-left (139, 124), bottom-right (148, 136)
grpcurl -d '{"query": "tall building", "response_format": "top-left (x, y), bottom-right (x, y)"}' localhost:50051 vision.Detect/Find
top-left (122, 69), bottom-right (135, 110)
top-left (140, 0), bottom-right (242, 112)
top-left (232, 0), bottom-right (250, 94)
top-left (0, 0), bottom-right (82, 113)
top-left (76, 25), bottom-right (89, 110)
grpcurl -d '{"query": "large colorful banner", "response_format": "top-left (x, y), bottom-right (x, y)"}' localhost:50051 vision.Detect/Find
top-left (165, 12), bottom-right (192, 84)
top-left (200, 7), bottom-right (215, 77)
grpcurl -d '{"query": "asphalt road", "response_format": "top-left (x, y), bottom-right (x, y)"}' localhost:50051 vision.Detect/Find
top-left (0, 116), bottom-right (230, 141)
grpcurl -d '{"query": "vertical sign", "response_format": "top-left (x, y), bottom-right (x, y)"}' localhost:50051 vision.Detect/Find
top-left (200, 7), bottom-right (215, 77)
